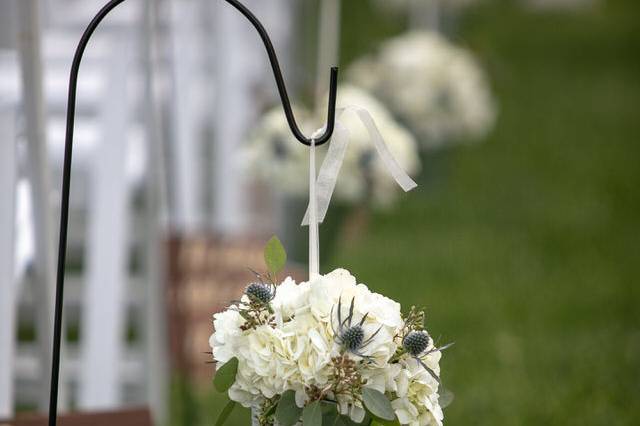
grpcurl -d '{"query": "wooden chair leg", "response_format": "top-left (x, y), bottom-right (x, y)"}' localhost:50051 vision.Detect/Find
top-left (0, 407), bottom-right (153, 426)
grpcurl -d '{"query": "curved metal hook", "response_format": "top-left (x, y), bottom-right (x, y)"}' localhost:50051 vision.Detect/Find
top-left (224, 0), bottom-right (338, 146)
top-left (48, 0), bottom-right (338, 424)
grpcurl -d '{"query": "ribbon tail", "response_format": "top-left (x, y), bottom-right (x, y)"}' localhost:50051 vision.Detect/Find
top-left (301, 106), bottom-right (417, 236)
top-left (308, 138), bottom-right (320, 278)
top-left (355, 108), bottom-right (418, 192)
top-left (302, 122), bottom-right (350, 226)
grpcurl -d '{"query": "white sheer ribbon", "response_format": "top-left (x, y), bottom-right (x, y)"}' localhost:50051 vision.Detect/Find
top-left (308, 136), bottom-right (320, 278)
top-left (302, 106), bottom-right (418, 227)
top-left (303, 107), bottom-right (418, 278)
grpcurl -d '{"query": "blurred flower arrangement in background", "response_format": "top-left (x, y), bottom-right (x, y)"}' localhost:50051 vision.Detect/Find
top-left (246, 29), bottom-right (495, 213)
top-left (347, 31), bottom-right (496, 149)
top-left (242, 8), bottom-right (497, 264)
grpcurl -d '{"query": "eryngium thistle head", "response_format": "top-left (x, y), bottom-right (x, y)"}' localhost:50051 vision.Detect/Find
top-left (403, 331), bottom-right (430, 356)
top-left (340, 325), bottom-right (365, 351)
top-left (245, 283), bottom-right (273, 304)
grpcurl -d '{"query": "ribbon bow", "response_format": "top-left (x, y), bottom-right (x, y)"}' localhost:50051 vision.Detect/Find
top-left (304, 106), bottom-right (418, 277)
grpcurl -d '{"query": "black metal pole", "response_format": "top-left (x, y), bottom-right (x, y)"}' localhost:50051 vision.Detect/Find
top-left (225, 0), bottom-right (338, 145)
top-left (48, 1), bottom-right (338, 424)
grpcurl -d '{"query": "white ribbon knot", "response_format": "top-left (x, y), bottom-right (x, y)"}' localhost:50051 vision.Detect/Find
top-left (303, 106), bottom-right (418, 226)
top-left (304, 106), bottom-right (418, 277)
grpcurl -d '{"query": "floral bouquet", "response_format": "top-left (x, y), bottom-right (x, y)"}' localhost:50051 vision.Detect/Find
top-left (210, 237), bottom-right (452, 426)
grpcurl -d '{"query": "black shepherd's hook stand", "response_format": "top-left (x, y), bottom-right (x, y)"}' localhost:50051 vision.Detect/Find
top-left (48, 0), bottom-right (338, 424)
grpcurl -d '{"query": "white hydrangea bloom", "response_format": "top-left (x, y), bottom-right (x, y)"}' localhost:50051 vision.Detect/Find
top-left (392, 356), bottom-right (444, 426)
top-left (347, 31), bottom-right (496, 148)
top-left (244, 85), bottom-right (420, 207)
top-left (210, 269), bottom-right (445, 425)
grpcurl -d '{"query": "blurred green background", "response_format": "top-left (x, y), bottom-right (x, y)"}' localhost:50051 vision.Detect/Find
top-left (180, 0), bottom-right (640, 424)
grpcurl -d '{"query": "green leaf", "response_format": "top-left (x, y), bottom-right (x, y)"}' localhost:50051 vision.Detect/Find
top-left (320, 402), bottom-right (343, 426)
top-left (213, 357), bottom-right (239, 393)
top-left (264, 236), bottom-right (287, 275)
top-left (214, 400), bottom-right (236, 426)
top-left (332, 414), bottom-right (363, 426)
top-left (322, 410), bottom-right (340, 426)
top-left (328, 415), bottom-right (351, 426)
top-left (302, 400), bottom-right (323, 426)
top-left (275, 390), bottom-right (302, 426)
top-left (370, 418), bottom-right (401, 426)
top-left (321, 404), bottom-right (371, 426)
top-left (362, 388), bottom-right (395, 422)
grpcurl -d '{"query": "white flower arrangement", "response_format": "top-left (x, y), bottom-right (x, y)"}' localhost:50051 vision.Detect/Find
top-left (244, 85), bottom-right (420, 207)
top-left (347, 31), bottom-right (496, 148)
top-left (210, 237), bottom-right (451, 426)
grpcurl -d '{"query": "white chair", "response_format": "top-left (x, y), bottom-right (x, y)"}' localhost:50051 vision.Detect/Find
top-left (0, 102), bottom-right (18, 419)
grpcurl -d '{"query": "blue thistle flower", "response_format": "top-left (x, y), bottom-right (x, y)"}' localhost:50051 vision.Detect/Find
top-left (340, 325), bottom-right (365, 351)
top-left (331, 297), bottom-right (382, 358)
top-left (245, 282), bottom-right (274, 304)
top-left (402, 330), bottom-right (454, 383)
top-left (403, 331), bottom-right (430, 356)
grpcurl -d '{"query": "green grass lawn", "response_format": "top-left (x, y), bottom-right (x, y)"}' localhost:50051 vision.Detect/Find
top-left (331, 0), bottom-right (640, 425)
top-left (189, 1), bottom-right (640, 425)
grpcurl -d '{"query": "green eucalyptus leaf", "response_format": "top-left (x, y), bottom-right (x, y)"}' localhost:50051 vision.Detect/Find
top-left (332, 414), bottom-right (364, 426)
top-left (214, 400), bottom-right (236, 426)
top-left (329, 415), bottom-right (351, 426)
top-left (264, 236), bottom-right (287, 275)
top-left (302, 400), bottom-right (323, 426)
top-left (213, 357), bottom-right (239, 393)
top-left (360, 412), bottom-right (373, 425)
top-left (370, 418), bottom-right (401, 426)
top-left (321, 408), bottom-right (338, 425)
top-left (322, 406), bottom-right (371, 426)
top-left (320, 402), bottom-right (346, 426)
top-left (362, 388), bottom-right (395, 422)
top-left (275, 390), bottom-right (302, 426)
